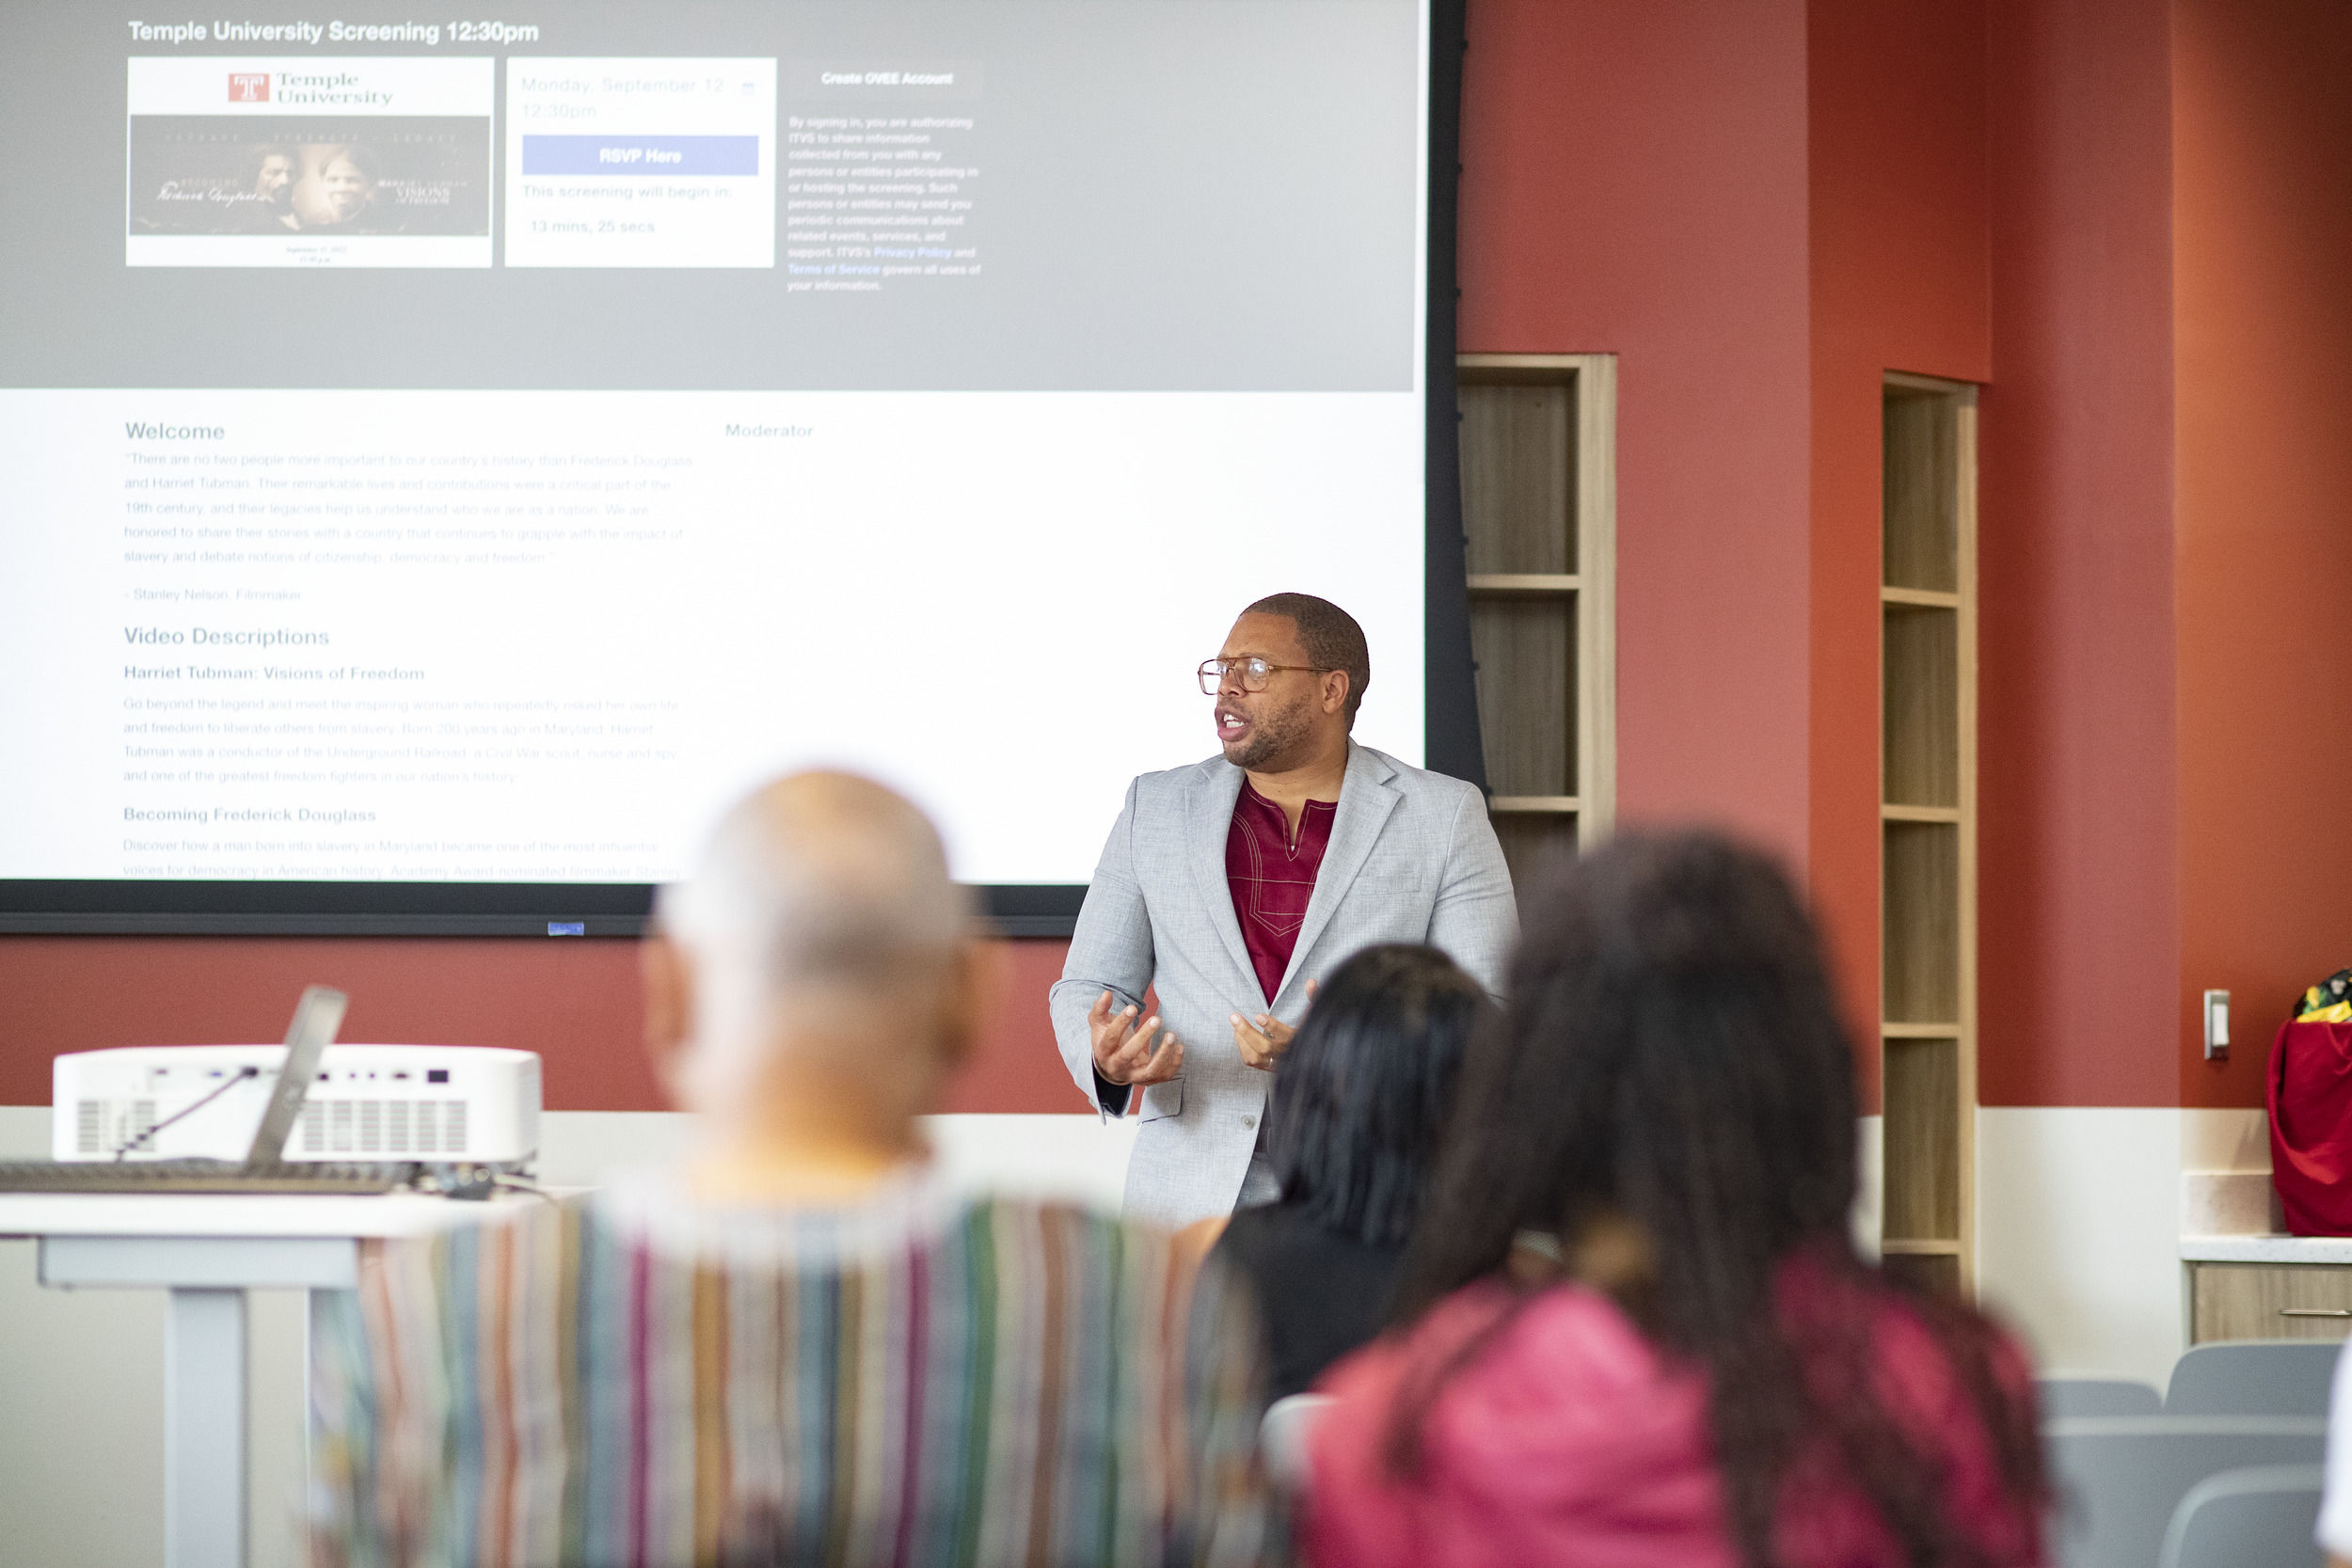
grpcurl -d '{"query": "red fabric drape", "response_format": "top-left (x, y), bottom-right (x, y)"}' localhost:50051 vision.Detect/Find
top-left (2267, 1021), bottom-right (2352, 1235)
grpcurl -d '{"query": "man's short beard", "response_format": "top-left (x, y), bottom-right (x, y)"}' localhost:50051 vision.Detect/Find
top-left (1226, 690), bottom-right (1315, 770)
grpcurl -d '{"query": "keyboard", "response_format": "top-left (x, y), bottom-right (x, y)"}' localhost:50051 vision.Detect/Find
top-left (0, 1158), bottom-right (418, 1195)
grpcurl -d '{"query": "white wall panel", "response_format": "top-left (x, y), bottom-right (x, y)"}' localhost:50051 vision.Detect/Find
top-left (1975, 1106), bottom-right (2185, 1387)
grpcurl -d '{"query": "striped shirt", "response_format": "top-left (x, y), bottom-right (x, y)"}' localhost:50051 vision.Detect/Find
top-left (308, 1171), bottom-right (1279, 1568)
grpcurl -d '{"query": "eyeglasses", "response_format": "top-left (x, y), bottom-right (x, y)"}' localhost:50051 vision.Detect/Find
top-left (1198, 657), bottom-right (1330, 695)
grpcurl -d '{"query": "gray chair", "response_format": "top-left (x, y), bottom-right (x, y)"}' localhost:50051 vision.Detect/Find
top-left (2157, 1464), bottom-right (2325, 1568)
top-left (2042, 1376), bottom-right (2164, 1417)
top-left (1258, 1392), bottom-right (1333, 1494)
top-left (2046, 1416), bottom-right (2327, 1568)
top-left (2168, 1341), bottom-right (2344, 1418)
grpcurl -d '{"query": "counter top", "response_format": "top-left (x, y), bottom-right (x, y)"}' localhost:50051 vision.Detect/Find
top-left (0, 1188), bottom-right (537, 1241)
top-left (2182, 1233), bottom-right (2352, 1264)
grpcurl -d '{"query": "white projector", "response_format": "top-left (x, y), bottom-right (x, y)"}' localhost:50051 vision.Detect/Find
top-left (54, 1045), bottom-right (541, 1169)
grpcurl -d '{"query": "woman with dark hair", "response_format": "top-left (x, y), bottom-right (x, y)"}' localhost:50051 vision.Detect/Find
top-left (1200, 942), bottom-right (1491, 1402)
top-left (1304, 832), bottom-right (2045, 1568)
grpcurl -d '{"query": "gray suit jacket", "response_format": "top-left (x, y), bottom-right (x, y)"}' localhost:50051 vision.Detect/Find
top-left (1049, 741), bottom-right (1516, 1227)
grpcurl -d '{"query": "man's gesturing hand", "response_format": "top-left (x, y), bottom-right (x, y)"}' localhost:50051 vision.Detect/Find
top-left (1231, 978), bottom-right (1316, 1072)
top-left (1089, 991), bottom-right (1184, 1087)
top-left (1230, 1011), bottom-right (1295, 1071)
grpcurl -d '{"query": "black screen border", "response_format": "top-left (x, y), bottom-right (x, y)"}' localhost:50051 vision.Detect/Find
top-left (0, 0), bottom-right (1479, 940)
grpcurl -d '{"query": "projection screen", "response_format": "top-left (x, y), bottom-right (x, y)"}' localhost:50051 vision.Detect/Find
top-left (0, 1), bottom-right (1470, 934)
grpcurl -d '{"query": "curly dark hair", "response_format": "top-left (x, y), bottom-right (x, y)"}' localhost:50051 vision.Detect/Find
top-left (1387, 830), bottom-right (2044, 1568)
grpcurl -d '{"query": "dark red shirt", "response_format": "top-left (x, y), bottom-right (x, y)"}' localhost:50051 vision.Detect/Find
top-left (1227, 781), bottom-right (1338, 1004)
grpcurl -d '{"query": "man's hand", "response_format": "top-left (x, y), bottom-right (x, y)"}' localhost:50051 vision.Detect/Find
top-left (1230, 1011), bottom-right (1294, 1071)
top-left (1089, 991), bottom-right (1184, 1087)
top-left (1231, 978), bottom-right (1317, 1072)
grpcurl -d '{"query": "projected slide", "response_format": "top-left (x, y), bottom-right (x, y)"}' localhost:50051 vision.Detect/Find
top-left (0, 1), bottom-right (1429, 891)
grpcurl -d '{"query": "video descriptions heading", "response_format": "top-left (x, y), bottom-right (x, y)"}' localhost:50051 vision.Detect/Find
top-left (116, 620), bottom-right (396, 694)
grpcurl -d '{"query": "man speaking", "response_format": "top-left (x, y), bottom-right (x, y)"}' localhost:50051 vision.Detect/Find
top-left (1050, 593), bottom-right (1516, 1226)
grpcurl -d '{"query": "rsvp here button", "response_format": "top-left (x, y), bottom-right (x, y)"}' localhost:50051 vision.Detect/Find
top-left (520, 135), bottom-right (760, 176)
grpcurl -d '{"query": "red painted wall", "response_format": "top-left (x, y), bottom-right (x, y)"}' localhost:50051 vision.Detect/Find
top-left (1976, 0), bottom-right (2178, 1106)
top-left (1457, 0), bottom-right (1816, 869)
top-left (1805, 0), bottom-right (1994, 1096)
top-left (0, 937), bottom-right (1083, 1116)
top-left (2171, 0), bottom-right (2352, 1107)
top-left (1456, 0), bottom-right (2002, 1106)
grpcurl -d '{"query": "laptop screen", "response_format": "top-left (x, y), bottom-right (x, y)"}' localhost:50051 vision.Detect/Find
top-left (245, 986), bottom-right (347, 1166)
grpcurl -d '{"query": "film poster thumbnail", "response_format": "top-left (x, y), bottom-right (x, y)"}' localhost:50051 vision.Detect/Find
top-left (128, 117), bottom-right (490, 237)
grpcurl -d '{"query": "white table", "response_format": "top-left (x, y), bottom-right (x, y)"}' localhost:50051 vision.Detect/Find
top-left (0, 1192), bottom-right (513, 1568)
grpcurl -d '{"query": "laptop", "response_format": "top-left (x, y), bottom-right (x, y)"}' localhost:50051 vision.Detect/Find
top-left (0, 986), bottom-right (418, 1195)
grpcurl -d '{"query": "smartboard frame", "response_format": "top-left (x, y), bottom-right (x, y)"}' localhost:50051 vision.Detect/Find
top-left (0, 0), bottom-right (1479, 939)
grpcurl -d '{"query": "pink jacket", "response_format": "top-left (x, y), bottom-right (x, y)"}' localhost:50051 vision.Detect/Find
top-left (1304, 1271), bottom-right (2042, 1568)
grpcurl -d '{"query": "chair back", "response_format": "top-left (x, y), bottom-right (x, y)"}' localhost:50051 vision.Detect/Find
top-left (2040, 1376), bottom-right (2162, 1418)
top-left (2156, 1463), bottom-right (2325, 1568)
top-left (2167, 1340), bottom-right (2344, 1417)
top-left (1259, 1393), bottom-right (1335, 1494)
top-left (2045, 1416), bottom-right (2326, 1568)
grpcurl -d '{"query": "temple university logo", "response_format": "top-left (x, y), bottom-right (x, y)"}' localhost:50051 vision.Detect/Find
top-left (229, 73), bottom-right (269, 103)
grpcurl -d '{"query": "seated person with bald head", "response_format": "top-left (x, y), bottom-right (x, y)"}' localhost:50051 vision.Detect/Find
top-left (307, 773), bottom-right (1279, 1568)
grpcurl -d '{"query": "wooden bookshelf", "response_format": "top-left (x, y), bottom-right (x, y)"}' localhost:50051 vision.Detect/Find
top-left (1456, 355), bottom-right (1616, 899)
top-left (1879, 372), bottom-right (1978, 1297)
